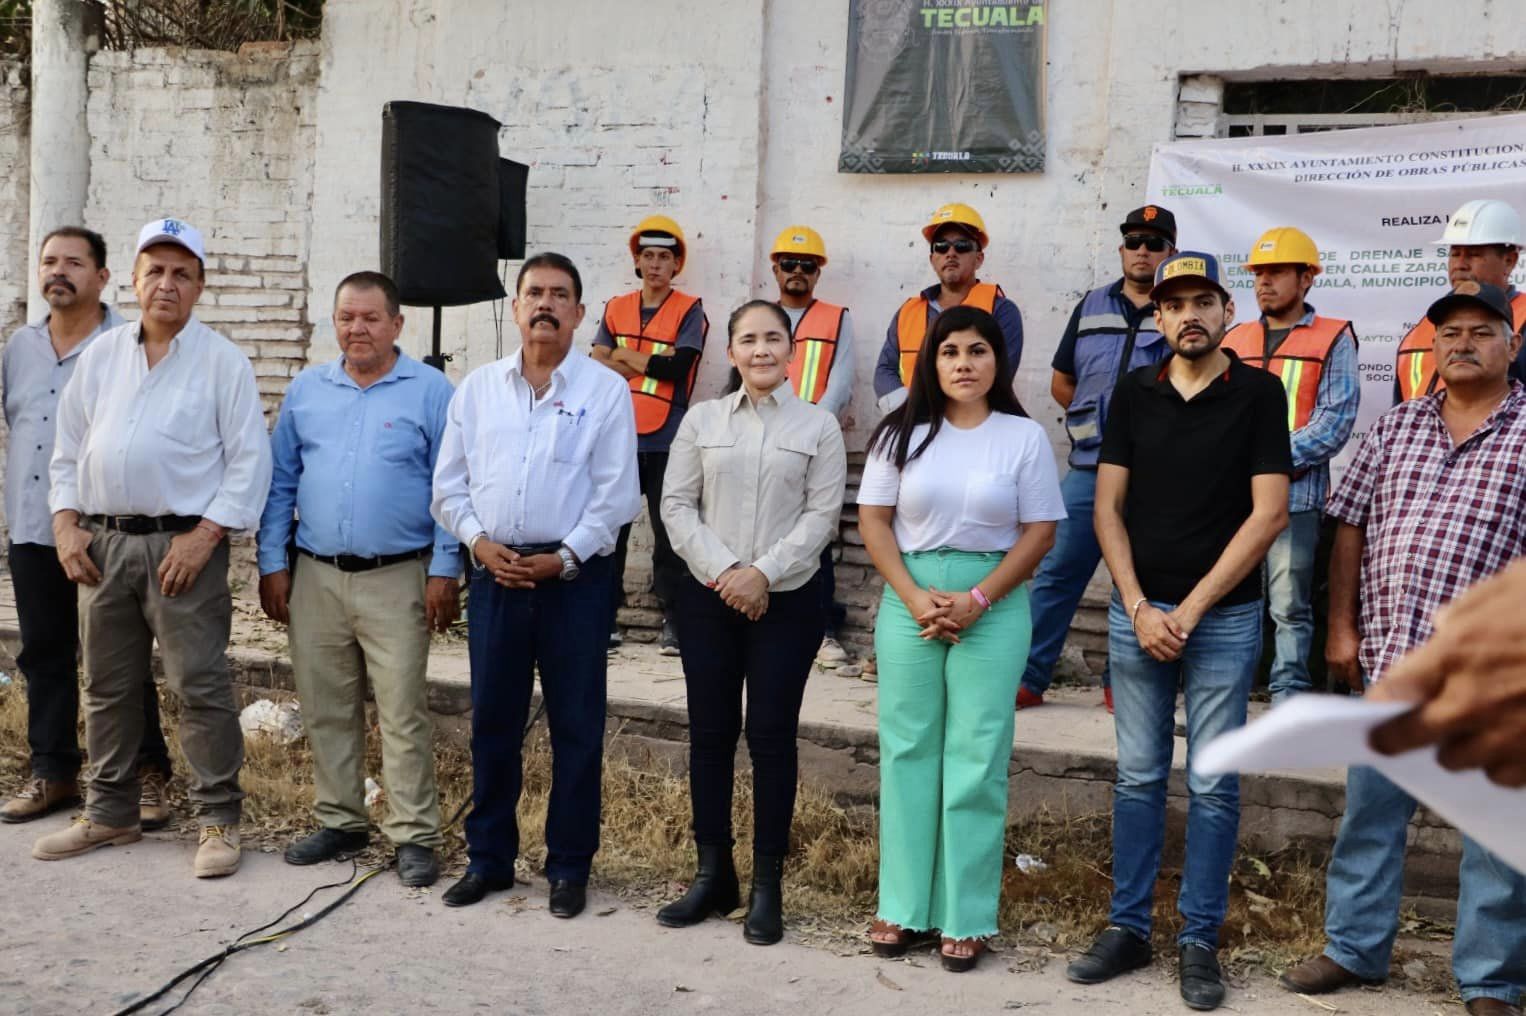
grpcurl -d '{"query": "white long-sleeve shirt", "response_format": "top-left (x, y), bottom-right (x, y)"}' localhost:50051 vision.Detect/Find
top-left (49, 315), bottom-right (273, 530)
top-left (431, 346), bottom-right (641, 562)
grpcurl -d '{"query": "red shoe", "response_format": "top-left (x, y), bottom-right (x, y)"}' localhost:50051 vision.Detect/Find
top-left (1102, 687), bottom-right (1114, 714)
top-left (1015, 686), bottom-right (1045, 710)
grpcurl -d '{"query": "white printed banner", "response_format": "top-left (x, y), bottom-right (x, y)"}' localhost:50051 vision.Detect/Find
top-left (1146, 114), bottom-right (1526, 473)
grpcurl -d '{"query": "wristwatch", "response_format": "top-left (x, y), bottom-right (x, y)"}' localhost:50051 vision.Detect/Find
top-left (556, 545), bottom-right (581, 582)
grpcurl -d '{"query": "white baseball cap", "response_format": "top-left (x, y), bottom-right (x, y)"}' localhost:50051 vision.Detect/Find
top-left (136, 217), bottom-right (206, 262)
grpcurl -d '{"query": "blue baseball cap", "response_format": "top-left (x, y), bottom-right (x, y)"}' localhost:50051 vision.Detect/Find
top-left (1150, 250), bottom-right (1229, 302)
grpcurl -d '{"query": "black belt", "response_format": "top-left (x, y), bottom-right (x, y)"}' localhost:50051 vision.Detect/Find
top-left (88, 514), bottom-right (200, 535)
top-left (297, 546), bottom-right (429, 573)
top-left (506, 543), bottom-right (561, 557)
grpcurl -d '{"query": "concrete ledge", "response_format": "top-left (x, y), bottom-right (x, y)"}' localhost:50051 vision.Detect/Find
top-left (0, 626), bottom-right (1463, 902)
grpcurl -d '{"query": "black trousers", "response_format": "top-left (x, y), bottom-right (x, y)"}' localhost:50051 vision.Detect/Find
top-left (612, 451), bottom-right (683, 626)
top-left (9, 542), bottom-right (170, 781)
top-left (464, 554), bottom-right (613, 883)
top-left (817, 546), bottom-right (847, 638)
top-left (674, 574), bottom-right (823, 857)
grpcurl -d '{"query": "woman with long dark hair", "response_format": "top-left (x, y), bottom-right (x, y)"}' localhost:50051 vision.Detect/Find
top-left (657, 300), bottom-right (847, 945)
top-left (858, 304), bottom-right (1063, 971)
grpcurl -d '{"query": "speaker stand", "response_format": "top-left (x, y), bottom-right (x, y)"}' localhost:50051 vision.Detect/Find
top-left (423, 305), bottom-right (451, 372)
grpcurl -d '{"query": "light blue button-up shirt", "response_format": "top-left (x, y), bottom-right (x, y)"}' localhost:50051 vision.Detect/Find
top-left (2, 305), bottom-right (125, 545)
top-left (257, 350), bottom-right (461, 578)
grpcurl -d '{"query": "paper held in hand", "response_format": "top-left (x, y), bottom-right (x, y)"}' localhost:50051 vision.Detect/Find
top-left (1194, 695), bottom-right (1526, 874)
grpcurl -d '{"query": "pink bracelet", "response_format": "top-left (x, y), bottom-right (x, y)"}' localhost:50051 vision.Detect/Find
top-left (970, 586), bottom-right (991, 609)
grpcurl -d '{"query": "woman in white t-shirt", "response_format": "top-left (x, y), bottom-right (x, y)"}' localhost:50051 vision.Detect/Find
top-left (858, 304), bottom-right (1064, 972)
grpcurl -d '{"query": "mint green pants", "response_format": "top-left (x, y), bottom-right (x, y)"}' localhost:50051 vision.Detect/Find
top-left (874, 550), bottom-right (1030, 939)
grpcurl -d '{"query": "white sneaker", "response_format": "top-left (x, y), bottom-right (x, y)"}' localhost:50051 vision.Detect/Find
top-left (816, 637), bottom-right (848, 667)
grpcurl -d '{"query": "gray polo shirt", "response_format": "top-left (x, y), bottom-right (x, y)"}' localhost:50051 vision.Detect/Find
top-left (2, 304), bottom-right (124, 545)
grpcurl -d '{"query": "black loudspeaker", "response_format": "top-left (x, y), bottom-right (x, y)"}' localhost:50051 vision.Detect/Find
top-left (379, 101), bottom-right (509, 307)
top-left (497, 158), bottom-right (529, 261)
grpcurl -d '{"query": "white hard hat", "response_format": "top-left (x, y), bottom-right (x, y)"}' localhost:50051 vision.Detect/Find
top-left (1435, 199), bottom-right (1522, 248)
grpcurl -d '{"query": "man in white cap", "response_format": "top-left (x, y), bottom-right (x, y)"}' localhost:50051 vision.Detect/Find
top-left (34, 217), bottom-right (272, 878)
top-left (1395, 199), bottom-right (1525, 402)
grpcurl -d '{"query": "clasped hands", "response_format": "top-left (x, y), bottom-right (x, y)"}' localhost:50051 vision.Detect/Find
top-left (474, 538), bottom-right (562, 589)
top-left (1131, 602), bottom-right (1200, 662)
top-left (711, 564), bottom-right (769, 621)
top-left (908, 586), bottom-right (985, 643)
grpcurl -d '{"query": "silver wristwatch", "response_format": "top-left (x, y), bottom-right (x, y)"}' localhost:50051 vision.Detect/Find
top-left (556, 545), bottom-right (580, 581)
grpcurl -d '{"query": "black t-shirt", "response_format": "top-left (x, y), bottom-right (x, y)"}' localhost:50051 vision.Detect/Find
top-left (1099, 349), bottom-right (1292, 606)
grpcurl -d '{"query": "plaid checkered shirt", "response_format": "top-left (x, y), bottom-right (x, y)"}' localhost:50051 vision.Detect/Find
top-left (1325, 381), bottom-right (1526, 683)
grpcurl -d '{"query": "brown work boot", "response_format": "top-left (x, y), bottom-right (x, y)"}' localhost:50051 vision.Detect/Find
top-left (1465, 999), bottom-right (1523, 1016)
top-left (194, 825), bottom-right (241, 878)
top-left (1278, 954), bottom-right (1383, 994)
top-left (32, 817), bottom-right (142, 859)
top-left (138, 769), bottom-right (171, 831)
top-left (1, 776), bottom-right (81, 823)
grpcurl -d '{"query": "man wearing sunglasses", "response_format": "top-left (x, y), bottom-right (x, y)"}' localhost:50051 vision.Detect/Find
top-left (872, 203), bottom-right (1024, 414)
top-left (769, 225), bottom-right (856, 667)
top-left (1018, 206), bottom-right (1176, 715)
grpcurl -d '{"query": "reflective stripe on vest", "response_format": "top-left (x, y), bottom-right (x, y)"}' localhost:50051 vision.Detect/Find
top-left (1222, 316), bottom-right (1354, 431)
top-left (1396, 292), bottom-right (1526, 401)
top-left (603, 289), bottom-right (703, 436)
top-left (785, 300), bottom-right (845, 404)
top-left (894, 282), bottom-right (1002, 385)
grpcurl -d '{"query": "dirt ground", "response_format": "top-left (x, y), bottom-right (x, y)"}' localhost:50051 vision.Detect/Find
top-left (2, 819), bottom-right (1457, 1016)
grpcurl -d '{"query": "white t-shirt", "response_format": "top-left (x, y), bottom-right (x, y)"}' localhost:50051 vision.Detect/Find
top-left (857, 412), bottom-right (1066, 552)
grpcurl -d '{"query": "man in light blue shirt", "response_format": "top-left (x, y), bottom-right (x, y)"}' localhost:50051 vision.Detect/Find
top-left (257, 271), bottom-right (460, 888)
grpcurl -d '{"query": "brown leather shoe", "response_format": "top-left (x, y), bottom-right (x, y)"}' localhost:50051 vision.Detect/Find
top-left (138, 770), bottom-right (171, 831)
top-left (1278, 954), bottom-right (1383, 994)
top-left (1465, 999), bottom-right (1523, 1016)
top-left (1, 776), bottom-right (81, 823)
top-left (32, 817), bottom-right (143, 859)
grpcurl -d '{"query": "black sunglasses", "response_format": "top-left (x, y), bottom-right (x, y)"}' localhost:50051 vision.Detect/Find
top-left (1123, 234), bottom-right (1171, 252)
top-left (777, 258), bottom-right (820, 275)
top-left (931, 238), bottom-right (979, 255)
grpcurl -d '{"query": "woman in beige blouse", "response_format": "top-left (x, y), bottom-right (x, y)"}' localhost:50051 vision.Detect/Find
top-left (657, 300), bottom-right (847, 945)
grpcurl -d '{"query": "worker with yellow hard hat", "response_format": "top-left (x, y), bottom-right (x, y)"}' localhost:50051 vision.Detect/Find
top-left (1395, 198), bottom-right (1526, 402)
top-left (767, 224), bottom-right (856, 668)
top-left (873, 203), bottom-right (1024, 414)
top-left (1221, 225), bottom-right (1358, 704)
top-left (592, 214), bottom-right (711, 656)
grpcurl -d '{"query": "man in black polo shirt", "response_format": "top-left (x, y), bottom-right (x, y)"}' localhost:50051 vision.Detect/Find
top-left (1065, 252), bottom-right (1291, 1012)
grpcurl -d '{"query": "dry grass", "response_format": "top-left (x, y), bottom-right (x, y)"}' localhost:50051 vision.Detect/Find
top-left (0, 679), bottom-right (1455, 989)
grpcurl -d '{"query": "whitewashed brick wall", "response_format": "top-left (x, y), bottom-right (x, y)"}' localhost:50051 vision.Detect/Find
top-left (83, 42), bottom-right (320, 417)
top-left (0, 61), bottom-right (31, 342)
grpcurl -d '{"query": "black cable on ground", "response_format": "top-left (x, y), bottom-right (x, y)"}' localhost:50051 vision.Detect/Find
top-left (110, 858), bottom-right (387, 1016)
top-left (113, 693), bottom-right (550, 1013)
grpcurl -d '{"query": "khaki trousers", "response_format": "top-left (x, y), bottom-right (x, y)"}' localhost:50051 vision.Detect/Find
top-left (289, 556), bottom-right (441, 848)
top-left (79, 524), bottom-right (242, 828)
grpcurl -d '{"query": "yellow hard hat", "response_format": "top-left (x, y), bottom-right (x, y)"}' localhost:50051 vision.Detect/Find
top-left (1247, 227), bottom-right (1321, 274)
top-left (770, 225), bottom-right (828, 265)
top-left (629, 214), bottom-right (686, 268)
top-left (921, 203), bottom-right (989, 250)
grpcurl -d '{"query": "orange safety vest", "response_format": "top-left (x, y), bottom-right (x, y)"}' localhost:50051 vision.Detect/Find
top-left (1395, 291), bottom-right (1526, 401)
top-left (1222, 316), bottom-right (1355, 432)
top-left (894, 282), bottom-right (1002, 385)
top-left (784, 300), bottom-right (845, 404)
top-left (603, 289), bottom-right (704, 436)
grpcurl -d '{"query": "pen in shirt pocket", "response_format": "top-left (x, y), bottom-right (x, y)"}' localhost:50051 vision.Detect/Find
top-left (577, 408), bottom-right (586, 426)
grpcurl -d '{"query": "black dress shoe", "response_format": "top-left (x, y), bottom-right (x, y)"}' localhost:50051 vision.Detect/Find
top-left (442, 871), bottom-right (513, 907)
top-left (1179, 944), bottom-right (1226, 1011)
top-left (1066, 926), bottom-right (1153, 984)
top-left (396, 844), bottom-right (440, 888)
top-left (548, 879), bottom-right (586, 918)
top-left (284, 827), bottom-right (369, 866)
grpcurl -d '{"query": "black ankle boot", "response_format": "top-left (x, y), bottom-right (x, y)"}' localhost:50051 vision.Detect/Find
top-left (742, 854), bottom-right (785, 945)
top-left (656, 843), bottom-right (739, 928)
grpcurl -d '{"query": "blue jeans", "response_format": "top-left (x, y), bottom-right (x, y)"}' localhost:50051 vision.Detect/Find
top-left (1264, 509), bottom-right (1320, 702)
top-left (1021, 468), bottom-right (1110, 694)
top-left (1107, 595), bottom-right (1262, 948)
top-left (1324, 765), bottom-right (1526, 1005)
top-left (464, 553), bottom-right (613, 884)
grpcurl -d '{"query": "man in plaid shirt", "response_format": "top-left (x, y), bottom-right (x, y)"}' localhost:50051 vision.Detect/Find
top-left (1280, 281), bottom-right (1526, 1016)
